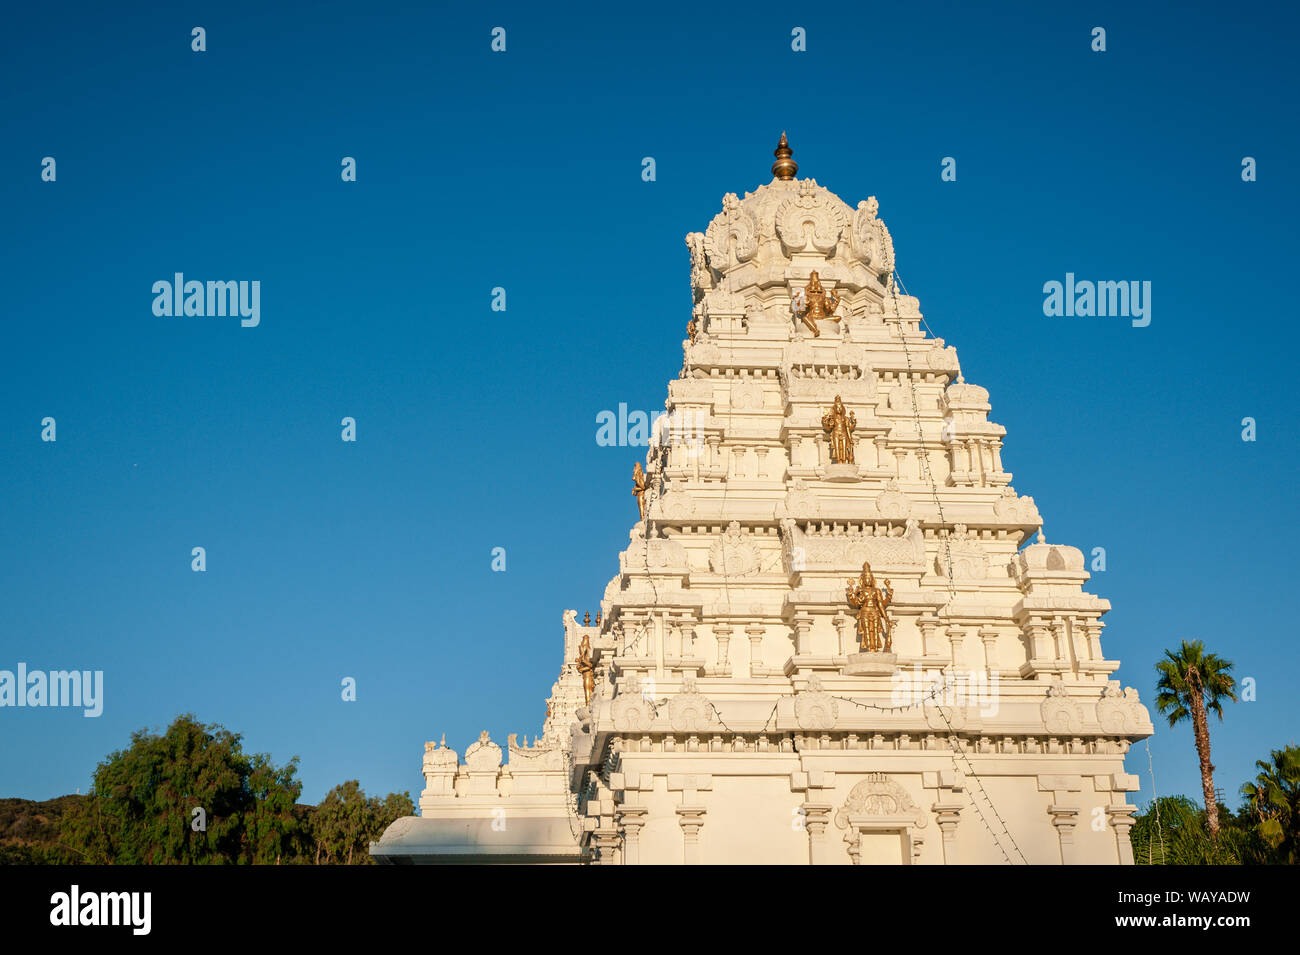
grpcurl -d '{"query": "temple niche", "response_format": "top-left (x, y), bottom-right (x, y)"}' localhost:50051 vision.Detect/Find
top-left (371, 137), bottom-right (1153, 865)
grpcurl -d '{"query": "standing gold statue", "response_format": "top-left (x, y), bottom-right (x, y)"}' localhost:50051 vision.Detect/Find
top-left (794, 270), bottom-right (841, 337)
top-left (687, 317), bottom-right (699, 343)
top-left (822, 395), bottom-right (857, 464)
top-left (632, 461), bottom-right (648, 520)
top-left (846, 561), bottom-right (893, 653)
top-left (576, 633), bottom-right (595, 706)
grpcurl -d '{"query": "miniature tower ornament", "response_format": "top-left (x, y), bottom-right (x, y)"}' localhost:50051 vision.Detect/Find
top-left (632, 461), bottom-right (648, 520)
top-left (771, 132), bottom-right (797, 180)
top-left (822, 395), bottom-right (857, 464)
top-left (846, 561), bottom-right (893, 653)
top-left (794, 270), bottom-right (841, 337)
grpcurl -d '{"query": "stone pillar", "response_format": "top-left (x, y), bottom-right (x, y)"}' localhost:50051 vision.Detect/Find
top-left (592, 827), bottom-right (621, 865)
top-left (755, 446), bottom-right (769, 479)
top-left (979, 627), bottom-right (999, 673)
top-left (1107, 804), bottom-right (1138, 865)
top-left (991, 441), bottom-right (1004, 474)
top-left (946, 626), bottom-right (965, 667)
top-left (1039, 774), bottom-right (1083, 865)
top-left (933, 802), bottom-right (962, 864)
top-left (617, 806), bottom-right (648, 866)
top-left (1086, 622), bottom-right (1104, 661)
top-left (706, 434), bottom-right (721, 473)
top-left (747, 624), bottom-right (766, 676)
top-left (713, 626), bottom-right (731, 668)
top-left (792, 615), bottom-right (814, 656)
top-left (918, 615), bottom-right (939, 657)
top-left (1050, 616), bottom-right (1069, 671)
top-left (874, 436), bottom-right (889, 471)
top-left (803, 803), bottom-right (833, 865)
top-left (1049, 807), bottom-right (1079, 864)
top-left (676, 807), bottom-right (706, 864)
top-left (833, 614), bottom-right (850, 656)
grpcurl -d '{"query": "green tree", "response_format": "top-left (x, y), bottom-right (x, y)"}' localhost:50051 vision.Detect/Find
top-left (312, 780), bottom-right (414, 864)
top-left (1240, 745), bottom-right (1300, 863)
top-left (61, 714), bottom-right (305, 864)
top-left (1130, 795), bottom-right (1251, 865)
top-left (1154, 640), bottom-right (1236, 838)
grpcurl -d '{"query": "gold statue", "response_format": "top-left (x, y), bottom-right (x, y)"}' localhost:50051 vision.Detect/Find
top-left (632, 461), bottom-right (648, 521)
top-left (687, 317), bottom-right (699, 343)
top-left (846, 561), bottom-right (893, 653)
top-left (822, 395), bottom-right (857, 464)
top-left (576, 633), bottom-right (595, 706)
top-left (794, 270), bottom-right (841, 337)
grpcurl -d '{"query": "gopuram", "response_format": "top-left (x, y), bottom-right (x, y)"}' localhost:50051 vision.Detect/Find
top-left (372, 135), bottom-right (1154, 865)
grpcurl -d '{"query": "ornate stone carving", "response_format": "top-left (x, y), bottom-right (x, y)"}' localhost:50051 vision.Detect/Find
top-left (709, 521), bottom-right (761, 576)
top-left (794, 674), bottom-right (838, 730)
top-left (423, 735), bottom-right (458, 771)
top-left (850, 198), bottom-right (895, 275)
top-left (704, 193), bottom-right (758, 270)
top-left (781, 517), bottom-right (925, 570)
top-left (1041, 681), bottom-right (1085, 734)
top-left (775, 189), bottom-right (846, 255)
top-left (1096, 682), bottom-right (1146, 734)
top-left (464, 730), bottom-right (502, 772)
top-left (657, 491), bottom-right (698, 520)
top-left (508, 735), bottom-right (565, 770)
top-left (685, 232), bottom-right (713, 293)
top-left (781, 479), bottom-right (821, 517)
top-left (611, 676), bottom-right (656, 732)
top-left (923, 701), bottom-right (969, 732)
top-left (729, 379), bottom-right (764, 409)
top-left (938, 524), bottom-right (989, 580)
top-left (621, 535), bottom-right (689, 572)
top-left (875, 479), bottom-right (911, 518)
top-left (994, 486), bottom-right (1041, 525)
top-left (835, 774), bottom-right (926, 830)
top-left (667, 674), bottom-right (722, 732)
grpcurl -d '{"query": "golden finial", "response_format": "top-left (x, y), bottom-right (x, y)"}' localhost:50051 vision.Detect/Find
top-left (595, 610), bottom-right (602, 626)
top-left (771, 132), bottom-right (797, 180)
top-left (584, 611), bottom-right (591, 626)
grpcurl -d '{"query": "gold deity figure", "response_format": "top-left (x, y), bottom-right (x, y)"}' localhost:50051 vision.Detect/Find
top-left (846, 561), bottom-right (893, 653)
top-left (576, 633), bottom-right (595, 706)
top-left (632, 461), bottom-right (648, 520)
top-left (822, 395), bottom-right (857, 464)
top-left (795, 270), bottom-right (841, 337)
top-left (687, 317), bottom-right (699, 343)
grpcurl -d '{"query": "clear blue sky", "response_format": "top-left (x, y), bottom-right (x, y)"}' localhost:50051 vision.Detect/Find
top-left (1, 1), bottom-right (1296, 813)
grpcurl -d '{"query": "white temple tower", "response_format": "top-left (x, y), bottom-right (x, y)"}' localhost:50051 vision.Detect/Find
top-left (372, 136), bottom-right (1154, 865)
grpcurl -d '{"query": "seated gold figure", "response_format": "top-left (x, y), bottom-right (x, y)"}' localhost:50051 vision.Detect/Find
top-left (795, 270), bottom-right (841, 336)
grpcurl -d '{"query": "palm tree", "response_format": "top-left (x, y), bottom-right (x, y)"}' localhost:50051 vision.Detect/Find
top-left (1154, 640), bottom-right (1236, 839)
top-left (1240, 745), bottom-right (1300, 863)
